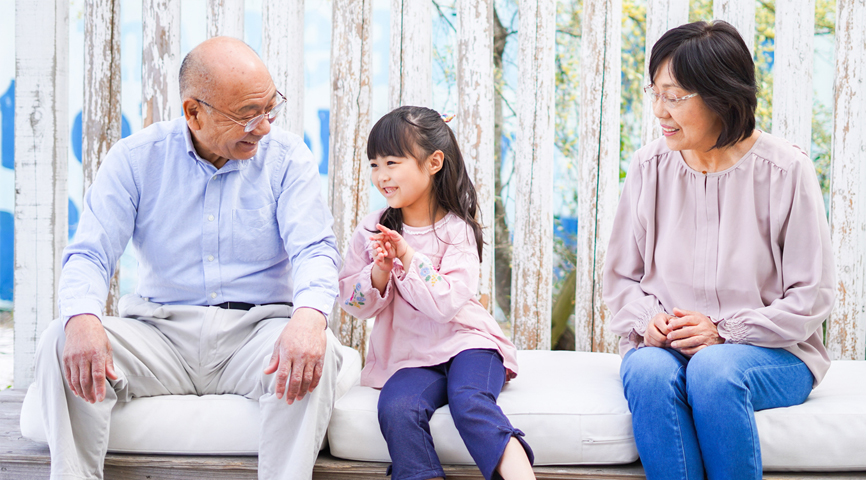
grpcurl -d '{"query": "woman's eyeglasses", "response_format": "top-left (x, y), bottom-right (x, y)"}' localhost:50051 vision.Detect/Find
top-left (644, 85), bottom-right (698, 108)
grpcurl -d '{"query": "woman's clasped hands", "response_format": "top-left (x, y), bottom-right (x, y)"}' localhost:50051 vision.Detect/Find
top-left (643, 308), bottom-right (724, 356)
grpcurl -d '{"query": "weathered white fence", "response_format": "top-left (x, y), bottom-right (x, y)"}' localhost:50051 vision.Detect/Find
top-left (12, 0), bottom-right (866, 388)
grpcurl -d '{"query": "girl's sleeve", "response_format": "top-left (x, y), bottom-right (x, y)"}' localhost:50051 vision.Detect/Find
top-left (393, 227), bottom-right (479, 324)
top-left (715, 157), bottom-right (835, 346)
top-left (602, 158), bottom-right (666, 349)
top-left (338, 223), bottom-right (396, 319)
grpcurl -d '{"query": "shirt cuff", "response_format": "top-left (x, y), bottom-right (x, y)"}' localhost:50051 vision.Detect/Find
top-left (59, 298), bottom-right (105, 327)
top-left (292, 291), bottom-right (337, 327)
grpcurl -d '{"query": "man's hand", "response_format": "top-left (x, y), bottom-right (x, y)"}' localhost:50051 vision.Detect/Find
top-left (63, 314), bottom-right (118, 403)
top-left (666, 307), bottom-right (724, 356)
top-left (643, 312), bottom-right (674, 348)
top-left (263, 307), bottom-right (327, 405)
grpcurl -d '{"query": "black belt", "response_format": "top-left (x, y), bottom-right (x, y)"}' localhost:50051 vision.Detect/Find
top-left (214, 301), bottom-right (292, 311)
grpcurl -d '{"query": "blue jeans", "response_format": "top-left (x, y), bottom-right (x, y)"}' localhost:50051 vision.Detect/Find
top-left (378, 349), bottom-right (533, 480)
top-left (620, 344), bottom-right (813, 480)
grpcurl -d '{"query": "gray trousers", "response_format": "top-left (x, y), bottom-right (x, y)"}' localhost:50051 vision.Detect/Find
top-left (34, 295), bottom-right (343, 480)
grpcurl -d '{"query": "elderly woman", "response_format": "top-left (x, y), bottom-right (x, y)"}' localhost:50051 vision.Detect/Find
top-left (603, 20), bottom-right (834, 480)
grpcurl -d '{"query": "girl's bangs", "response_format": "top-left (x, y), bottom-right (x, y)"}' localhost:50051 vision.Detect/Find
top-left (366, 114), bottom-right (419, 160)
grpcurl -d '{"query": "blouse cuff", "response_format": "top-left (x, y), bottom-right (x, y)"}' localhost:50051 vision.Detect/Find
top-left (716, 316), bottom-right (748, 344)
top-left (344, 263), bottom-right (392, 310)
top-left (631, 301), bottom-right (666, 348)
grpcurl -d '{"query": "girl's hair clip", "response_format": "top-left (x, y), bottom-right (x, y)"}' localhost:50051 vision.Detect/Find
top-left (441, 113), bottom-right (456, 123)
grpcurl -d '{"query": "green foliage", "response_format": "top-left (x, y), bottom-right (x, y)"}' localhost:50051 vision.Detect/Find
top-left (621, 0), bottom-right (647, 175)
top-left (554, 1), bottom-right (582, 215)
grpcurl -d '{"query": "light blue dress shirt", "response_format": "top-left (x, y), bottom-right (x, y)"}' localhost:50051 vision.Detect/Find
top-left (58, 117), bottom-right (341, 323)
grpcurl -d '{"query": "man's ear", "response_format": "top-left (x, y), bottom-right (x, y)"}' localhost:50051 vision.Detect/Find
top-left (184, 98), bottom-right (203, 131)
top-left (426, 150), bottom-right (444, 175)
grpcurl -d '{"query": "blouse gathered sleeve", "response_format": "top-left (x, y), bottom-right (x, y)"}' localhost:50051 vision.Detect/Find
top-left (393, 231), bottom-right (479, 324)
top-left (603, 158), bottom-right (667, 348)
top-left (716, 159), bottom-right (835, 347)
top-left (338, 224), bottom-right (396, 320)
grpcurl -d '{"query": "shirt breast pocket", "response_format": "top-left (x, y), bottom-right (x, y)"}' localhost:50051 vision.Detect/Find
top-left (232, 203), bottom-right (283, 262)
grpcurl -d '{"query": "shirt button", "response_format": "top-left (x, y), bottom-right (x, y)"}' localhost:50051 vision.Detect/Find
top-left (212, 175), bottom-right (217, 180)
top-left (210, 292), bottom-right (217, 299)
top-left (208, 215), bottom-right (215, 221)
top-left (208, 255), bottom-right (215, 262)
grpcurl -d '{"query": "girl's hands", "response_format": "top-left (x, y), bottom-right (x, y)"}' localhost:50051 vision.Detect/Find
top-left (369, 233), bottom-right (396, 273)
top-left (375, 224), bottom-right (414, 267)
top-left (369, 234), bottom-right (396, 295)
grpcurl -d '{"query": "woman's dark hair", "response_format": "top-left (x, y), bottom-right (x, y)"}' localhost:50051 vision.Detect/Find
top-left (366, 106), bottom-right (484, 257)
top-left (649, 20), bottom-right (757, 150)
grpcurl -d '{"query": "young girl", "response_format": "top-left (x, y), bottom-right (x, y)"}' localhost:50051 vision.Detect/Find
top-left (339, 106), bottom-right (535, 480)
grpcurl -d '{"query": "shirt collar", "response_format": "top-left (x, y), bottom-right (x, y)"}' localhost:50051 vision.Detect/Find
top-left (180, 119), bottom-right (252, 175)
top-left (181, 119), bottom-right (207, 164)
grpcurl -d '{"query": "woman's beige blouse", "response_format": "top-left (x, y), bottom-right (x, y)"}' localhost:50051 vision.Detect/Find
top-left (603, 133), bottom-right (835, 385)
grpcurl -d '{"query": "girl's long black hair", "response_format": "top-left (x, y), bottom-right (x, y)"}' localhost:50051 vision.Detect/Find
top-left (366, 106), bottom-right (484, 258)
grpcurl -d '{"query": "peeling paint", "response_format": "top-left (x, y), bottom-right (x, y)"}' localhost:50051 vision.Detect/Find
top-left (576, 0), bottom-right (621, 354)
top-left (828, 0), bottom-right (866, 361)
top-left (389, 0), bottom-right (431, 109)
top-left (511, 0), bottom-right (555, 350)
top-left (263, 0), bottom-right (304, 135)
top-left (13, 0), bottom-right (70, 387)
top-left (328, 0), bottom-right (372, 357)
top-left (457, 0), bottom-right (496, 317)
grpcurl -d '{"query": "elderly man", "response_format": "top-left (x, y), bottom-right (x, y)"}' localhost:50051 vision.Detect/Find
top-left (33, 37), bottom-right (342, 480)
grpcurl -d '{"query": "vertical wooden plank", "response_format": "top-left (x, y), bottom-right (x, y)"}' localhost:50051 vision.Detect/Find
top-left (456, 0), bottom-right (495, 315)
top-left (713, 0), bottom-right (755, 55)
top-left (827, 0), bottom-right (866, 361)
top-left (641, 0), bottom-right (689, 145)
top-left (328, 0), bottom-right (372, 355)
top-left (510, 0), bottom-right (555, 350)
top-left (575, 0), bottom-right (621, 353)
top-left (84, 0), bottom-right (122, 317)
top-left (771, 0), bottom-right (815, 154)
top-left (142, 0), bottom-right (181, 127)
top-left (13, 0), bottom-right (69, 388)
top-left (207, 0), bottom-right (245, 40)
top-left (388, 0), bottom-right (432, 109)
top-left (263, 0), bottom-right (305, 136)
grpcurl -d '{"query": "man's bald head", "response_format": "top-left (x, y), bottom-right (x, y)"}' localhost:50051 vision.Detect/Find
top-left (179, 37), bottom-right (268, 102)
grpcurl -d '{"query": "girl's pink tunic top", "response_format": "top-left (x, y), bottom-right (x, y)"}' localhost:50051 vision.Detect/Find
top-left (603, 133), bottom-right (835, 386)
top-left (339, 210), bottom-right (518, 388)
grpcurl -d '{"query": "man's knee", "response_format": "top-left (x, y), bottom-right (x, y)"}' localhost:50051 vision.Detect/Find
top-left (36, 318), bottom-right (67, 361)
top-left (323, 329), bottom-right (343, 379)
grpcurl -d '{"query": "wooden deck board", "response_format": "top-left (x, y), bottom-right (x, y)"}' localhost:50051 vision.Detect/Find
top-left (0, 390), bottom-right (862, 479)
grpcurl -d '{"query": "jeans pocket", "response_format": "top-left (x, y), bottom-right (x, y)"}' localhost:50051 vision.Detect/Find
top-left (232, 203), bottom-right (283, 262)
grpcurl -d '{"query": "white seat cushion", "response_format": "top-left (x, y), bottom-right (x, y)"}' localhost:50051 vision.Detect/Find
top-left (757, 360), bottom-right (866, 471)
top-left (328, 351), bottom-right (639, 466)
top-left (20, 344), bottom-right (362, 455)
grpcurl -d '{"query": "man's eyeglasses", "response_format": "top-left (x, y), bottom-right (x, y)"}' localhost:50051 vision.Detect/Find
top-left (196, 91), bottom-right (287, 133)
top-left (644, 85), bottom-right (698, 108)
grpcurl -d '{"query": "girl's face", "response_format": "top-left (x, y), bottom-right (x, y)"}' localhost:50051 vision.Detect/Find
top-left (370, 152), bottom-right (442, 220)
top-left (651, 59), bottom-right (723, 153)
